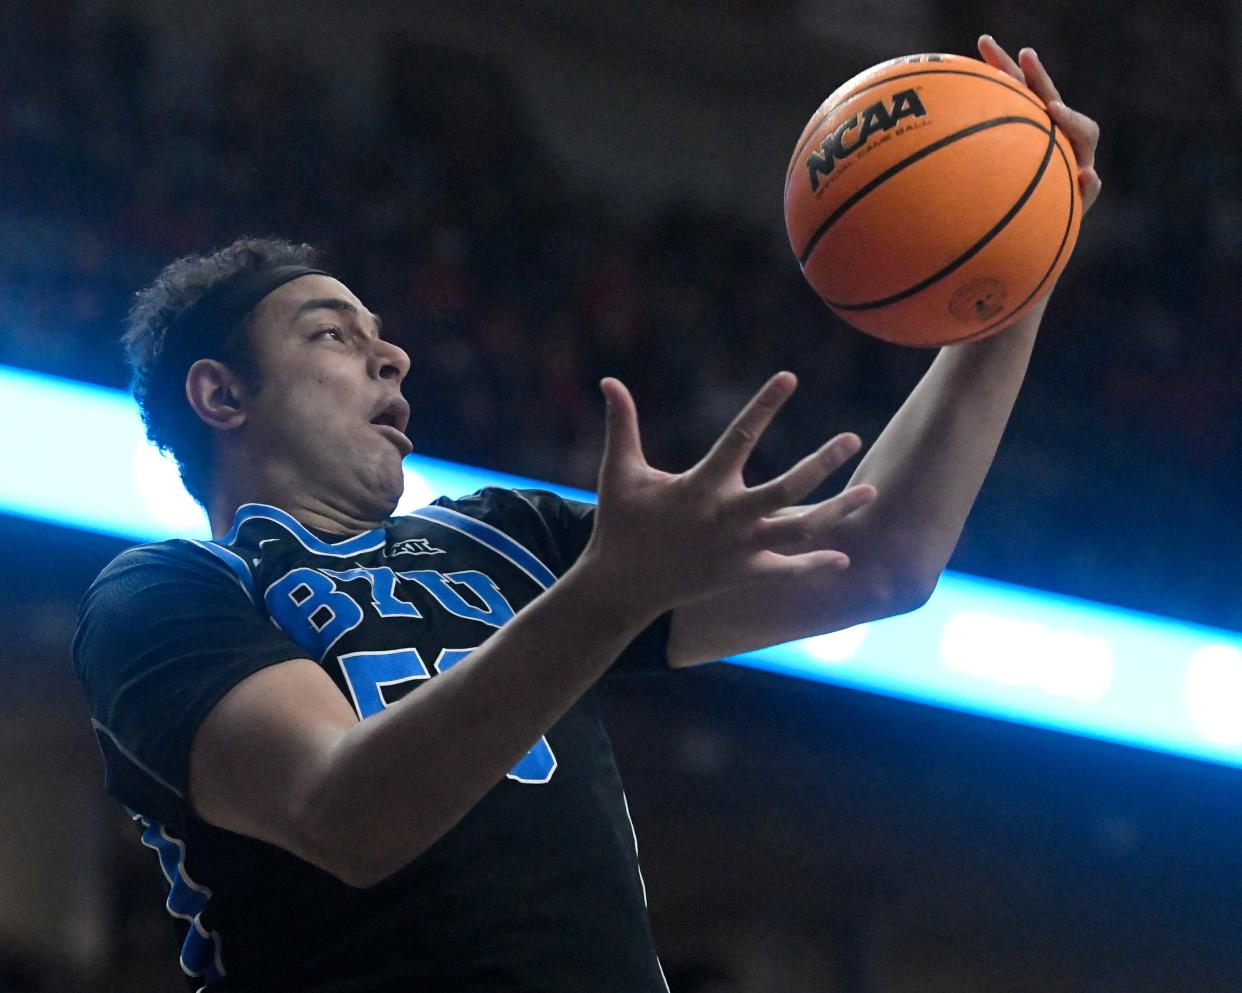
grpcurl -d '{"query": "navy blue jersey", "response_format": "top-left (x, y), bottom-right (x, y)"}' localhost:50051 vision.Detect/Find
top-left (73, 488), bottom-right (671, 993)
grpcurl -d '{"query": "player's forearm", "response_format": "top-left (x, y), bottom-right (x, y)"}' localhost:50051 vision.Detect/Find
top-left (300, 554), bottom-right (651, 887)
top-left (838, 299), bottom-right (1046, 599)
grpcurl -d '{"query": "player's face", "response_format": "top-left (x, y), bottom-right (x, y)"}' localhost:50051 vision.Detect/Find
top-left (240, 275), bottom-right (412, 521)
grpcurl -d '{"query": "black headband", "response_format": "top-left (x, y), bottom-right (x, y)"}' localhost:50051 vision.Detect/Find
top-left (164, 264), bottom-right (329, 366)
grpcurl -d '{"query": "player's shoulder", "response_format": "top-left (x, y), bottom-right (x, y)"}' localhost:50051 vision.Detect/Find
top-left (91, 537), bottom-right (230, 588)
top-left (81, 539), bottom-right (245, 630)
top-left (74, 540), bottom-right (248, 682)
top-left (418, 487), bottom-right (596, 577)
top-left (431, 486), bottom-right (593, 529)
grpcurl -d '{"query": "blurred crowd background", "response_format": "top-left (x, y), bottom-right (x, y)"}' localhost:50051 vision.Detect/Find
top-left (0, 1), bottom-right (1238, 991)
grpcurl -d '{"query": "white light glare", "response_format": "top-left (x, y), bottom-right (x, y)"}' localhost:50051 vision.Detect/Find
top-left (939, 610), bottom-right (1115, 702)
top-left (395, 468), bottom-right (436, 515)
top-left (130, 442), bottom-right (209, 534)
top-left (799, 624), bottom-right (870, 664)
top-left (1184, 643), bottom-right (1242, 746)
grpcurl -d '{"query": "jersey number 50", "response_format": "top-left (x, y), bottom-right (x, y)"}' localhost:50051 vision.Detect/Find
top-left (337, 646), bottom-right (558, 784)
top-left (266, 565), bottom-right (558, 785)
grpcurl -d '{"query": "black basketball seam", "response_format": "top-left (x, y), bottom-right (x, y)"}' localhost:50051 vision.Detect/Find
top-left (928, 131), bottom-right (1079, 345)
top-left (785, 67), bottom-right (1046, 188)
top-left (796, 115), bottom-right (1045, 268)
top-left (821, 119), bottom-right (1056, 311)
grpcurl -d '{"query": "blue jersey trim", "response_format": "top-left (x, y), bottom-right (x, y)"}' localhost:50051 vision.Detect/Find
top-left (190, 540), bottom-right (259, 605)
top-left (220, 504), bottom-right (386, 557)
top-left (411, 505), bottom-right (558, 589)
top-left (140, 820), bottom-right (225, 985)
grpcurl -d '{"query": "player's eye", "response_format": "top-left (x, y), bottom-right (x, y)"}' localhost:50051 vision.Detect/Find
top-left (314, 326), bottom-right (345, 341)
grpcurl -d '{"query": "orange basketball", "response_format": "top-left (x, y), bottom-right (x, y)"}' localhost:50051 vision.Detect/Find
top-left (783, 53), bottom-right (1080, 346)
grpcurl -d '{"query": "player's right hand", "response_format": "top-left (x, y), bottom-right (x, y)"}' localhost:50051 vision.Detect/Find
top-left (978, 35), bottom-right (1102, 214)
top-left (581, 372), bottom-right (875, 622)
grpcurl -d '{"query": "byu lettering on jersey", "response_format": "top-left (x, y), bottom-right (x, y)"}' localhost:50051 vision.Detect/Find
top-left (73, 488), bottom-right (672, 993)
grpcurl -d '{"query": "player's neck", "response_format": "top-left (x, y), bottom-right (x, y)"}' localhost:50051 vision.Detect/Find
top-left (207, 496), bottom-right (386, 540)
top-left (207, 473), bottom-right (388, 540)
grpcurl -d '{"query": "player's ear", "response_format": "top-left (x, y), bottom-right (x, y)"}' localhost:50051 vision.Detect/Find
top-left (186, 358), bottom-right (249, 432)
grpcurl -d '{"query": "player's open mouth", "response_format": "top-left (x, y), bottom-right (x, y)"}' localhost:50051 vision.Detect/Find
top-left (369, 396), bottom-right (410, 431)
top-left (370, 397), bottom-right (413, 454)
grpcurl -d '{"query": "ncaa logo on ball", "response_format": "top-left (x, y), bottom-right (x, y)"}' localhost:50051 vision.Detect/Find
top-left (804, 89), bottom-right (929, 195)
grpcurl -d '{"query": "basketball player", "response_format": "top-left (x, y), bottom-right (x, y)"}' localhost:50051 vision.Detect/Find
top-left (73, 38), bottom-right (1098, 992)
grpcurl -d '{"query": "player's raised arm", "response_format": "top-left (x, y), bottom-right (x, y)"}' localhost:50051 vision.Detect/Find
top-left (667, 38), bottom-right (1102, 666)
top-left (187, 372), bottom-right (858, 886)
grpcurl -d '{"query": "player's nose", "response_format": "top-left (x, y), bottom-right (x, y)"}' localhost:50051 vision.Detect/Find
top-left (370, 336), bottom-right (410, 385)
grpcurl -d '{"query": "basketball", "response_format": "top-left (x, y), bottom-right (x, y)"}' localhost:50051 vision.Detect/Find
top-left (783, 53), bottom-right (1081, 347)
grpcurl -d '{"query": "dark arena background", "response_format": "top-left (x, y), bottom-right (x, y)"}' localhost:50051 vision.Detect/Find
top-left (1, 1), bottom-right (1240, 990)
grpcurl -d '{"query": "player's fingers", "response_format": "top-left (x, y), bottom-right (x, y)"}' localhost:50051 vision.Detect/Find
top-left (797, 482), bottom-right (878, 530)
top-left (747, 547), bottom-right (852, 583)
top-left (1017, 47), bottom-right (1063, 106)
top-left (1047, 101), bottom-right (1099, 171)
top-left (597, 378), bottom-right (647, 485)
top-left (695, 372), bottom-right (797, 481)
top-left (755, 483), bottom-right (877, 551)
top-left (1079, 166), bottom-right (1103, 212)
top-left (977, 34), bottom-right (1023, 83)
top-left (736, 433), bottom-right (862, 517)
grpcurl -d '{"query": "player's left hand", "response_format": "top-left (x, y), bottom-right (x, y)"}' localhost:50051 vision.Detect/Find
top-left (978, 35), bottom-right (1102, 214)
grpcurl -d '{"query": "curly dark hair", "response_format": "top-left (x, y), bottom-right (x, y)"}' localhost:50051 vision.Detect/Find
top-left (123, 236), bottom-right (321, 505)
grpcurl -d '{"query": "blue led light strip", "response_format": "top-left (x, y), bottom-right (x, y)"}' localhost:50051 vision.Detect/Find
top-left (3, 363), bottom-right (1240, 769)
